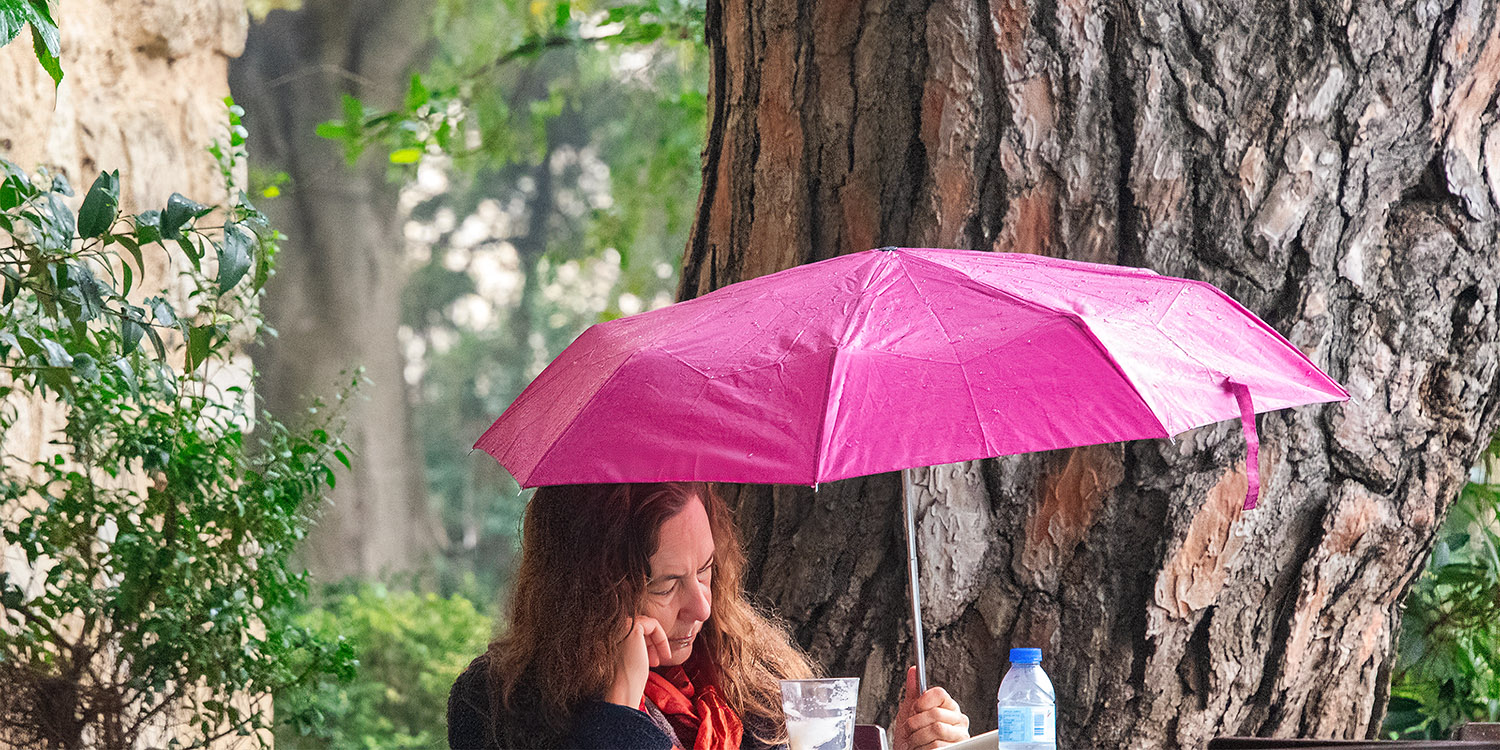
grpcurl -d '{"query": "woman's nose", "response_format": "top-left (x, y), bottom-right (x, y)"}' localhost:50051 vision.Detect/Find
top-left (684, 580), bottom-right (711, 621)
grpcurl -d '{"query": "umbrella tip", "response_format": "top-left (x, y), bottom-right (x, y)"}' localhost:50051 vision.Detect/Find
top-left (877, 246), bottom-right (899, 253)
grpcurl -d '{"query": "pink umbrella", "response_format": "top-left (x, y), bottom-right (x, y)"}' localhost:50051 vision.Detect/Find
top-left (474, 247), bottom-right (1348, 689)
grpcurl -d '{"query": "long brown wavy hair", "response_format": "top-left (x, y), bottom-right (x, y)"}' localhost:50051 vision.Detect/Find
top-left (484, 482), bottom-right (815, 747)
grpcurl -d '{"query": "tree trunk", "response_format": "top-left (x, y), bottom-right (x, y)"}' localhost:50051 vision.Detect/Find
top-left (681, 0), bottom-right (1500, 746)
top-left (228, 1), bottom-right (438, 580)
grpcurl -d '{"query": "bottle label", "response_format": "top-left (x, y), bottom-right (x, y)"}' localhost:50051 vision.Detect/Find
top-left (997, 706), bottom-right (1055, 743)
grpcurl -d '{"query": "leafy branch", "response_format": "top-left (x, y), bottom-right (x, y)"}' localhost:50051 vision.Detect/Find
top-left (1386, 437), bottom-right (1500, 739)
top-left (315, 0), bottom-right (705, 166)
top-left (0, 99), bottom-right (354, 750)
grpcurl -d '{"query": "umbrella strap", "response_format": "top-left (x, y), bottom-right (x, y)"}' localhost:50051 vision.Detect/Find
top-left (1229, 380), bottom-right (1260, 510)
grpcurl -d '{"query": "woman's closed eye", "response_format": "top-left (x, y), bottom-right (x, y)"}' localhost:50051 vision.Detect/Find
top-left (650, 559), bottom-right (713, 596)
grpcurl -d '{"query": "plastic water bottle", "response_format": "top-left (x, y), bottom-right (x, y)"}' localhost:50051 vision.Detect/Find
top-left (996, 647), bottom-right (1056, 749)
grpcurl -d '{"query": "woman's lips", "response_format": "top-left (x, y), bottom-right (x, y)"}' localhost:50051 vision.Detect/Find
top-left (671, 635), bottom-right (695, 649)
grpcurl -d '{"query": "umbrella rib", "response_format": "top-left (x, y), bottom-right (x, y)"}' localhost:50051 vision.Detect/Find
top-left (897, 251), bottom-right (1097, 319)
top-left (1167, 279), bottom-right (1349, 401)
top-left (893, 258), bottom-right (998, 451)
top-left (900, 251), bottom-right (1173, 443)
top-left (815, 253), bottom-right (898, 482)
top-left (520, 344), bottom-right (653, 486)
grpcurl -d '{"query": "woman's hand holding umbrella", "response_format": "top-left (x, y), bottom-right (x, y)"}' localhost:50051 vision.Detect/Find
top-left (893, 665), bottom-right (970, 750)
top-left (607, 615), bottom-right (674, 708)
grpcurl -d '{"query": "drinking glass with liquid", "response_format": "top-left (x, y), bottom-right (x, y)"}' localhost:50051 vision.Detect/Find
top-left (780, 677), bottom-right (859, 750)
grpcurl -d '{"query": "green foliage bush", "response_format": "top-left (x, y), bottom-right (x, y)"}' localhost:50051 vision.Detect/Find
top-left (1385, 438), bottom-right (1500, 739)
top-left (0, 101), bottom-right (354, 749)
top-left (274, 582), bottom-right (494, 749)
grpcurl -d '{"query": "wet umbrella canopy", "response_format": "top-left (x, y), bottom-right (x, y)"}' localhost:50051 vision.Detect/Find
top-left (475, 247), bottom-right (1349, 690)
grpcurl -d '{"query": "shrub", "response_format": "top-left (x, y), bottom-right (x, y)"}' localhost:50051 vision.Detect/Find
top-left (0, 101), bottom-right (354, 749)
top-left (1386, 438), bottom-right (1500, 738)
top-left (274, 582), bottom-right (494, 749)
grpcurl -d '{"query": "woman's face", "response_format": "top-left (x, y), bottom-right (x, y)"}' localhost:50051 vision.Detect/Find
top-left (643, 494), bottom-right (715, 667)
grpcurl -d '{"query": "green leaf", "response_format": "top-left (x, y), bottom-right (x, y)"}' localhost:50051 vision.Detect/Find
top-left (0, 5), bottom-right (25, 48)
top-left (144, 325), bottom-right (166, 361)
top-left (0, 574), bottom-right (21, 610)
top-left (117, 236), bottom-right (143, 294)
top-left (1, 266), bottom-right (19, 305)
top-left (120, 314), bottom-right (144, 355)
top-left (112, 356), bottom-right (138, 399)
top-left (77, 170), bottom-right (121, 238)
top-left (217, 222), bottom-right (253, 292)
top-left (404, 74), bottom-right (429, 111)
top-left (342, 93), bottom-right (364, 130)
top-left (184, 324), bottom-right (213, 373)
top-left (0, 174), bottom-right (32, 210)
top-left (47, 167), bottom-right (69, 196)
top-left (41, 192), bottom-right (74, 249)
top-left (71, 352), bottom-right (98, 382)
top-left (178, 235), bottom-right (202, 271)
top-left (29, 22), bottom-right (62, 87)
top-left (314, 121), bottom-right (347, 140)
top-left (67, 262), bottom-right (105, 322)
top-left (14, 0), bottom-right (58, 56)
top-left (388, 147), bottom-right (423, 165)
top-left (135, 210), bottom-right (163, 245)
top-left (252, 231), bottom-right (274, 291)
top-left (148, 297), bottom-right (177, 327)
top-left (161, 193), bottom-right (209, 240)
top-left (36, 336), bottom-right (72, 368)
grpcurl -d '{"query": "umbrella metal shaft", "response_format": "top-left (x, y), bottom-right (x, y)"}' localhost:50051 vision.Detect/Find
top-left (902, 468), bottom-right (928, 694)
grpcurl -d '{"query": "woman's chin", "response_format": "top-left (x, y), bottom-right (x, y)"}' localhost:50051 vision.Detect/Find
top-left (663, 643), bottom-right (692, 666)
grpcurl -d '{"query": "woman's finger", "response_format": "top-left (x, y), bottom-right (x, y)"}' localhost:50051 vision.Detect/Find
top-left (907, 715), bottom-right (970, 750)
top-left (903, 706), bottom-right (969, 734)
top-left (912, 686), bottom-right (957, 713)
top-left (639, 616), bottom-right (672, 666)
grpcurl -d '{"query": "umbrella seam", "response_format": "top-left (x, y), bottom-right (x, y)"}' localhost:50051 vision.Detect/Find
top-left (901, 251), bottom-right (1172, 441)
top-left (1173, 279), bottom-right (1349, 401)
top-left (1066, 315), bottom-right (1175, 438)
top-left (893, 254), bottom-right (1002, 453)
top-left (814, 345), bottom-right (845, 483)
top-left (816, 252), bottom-right (895, 481)
top-left (913, 247), bottom-right (1164, 279)
top-left (520, 344), bottom-right (654, 487)
top-left (897, 251), bottom-right (1110, 319)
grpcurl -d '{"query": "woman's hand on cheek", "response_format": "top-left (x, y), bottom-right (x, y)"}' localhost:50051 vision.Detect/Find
top-left (893, 666), bottom-right (971, 750)
top-left (606, 615), bottom-right (673, 709)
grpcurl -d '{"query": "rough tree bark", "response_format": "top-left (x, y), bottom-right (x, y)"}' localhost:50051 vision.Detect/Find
top-left (228, 1), bottom-right (438, 579)
top-left (680, 0), bottom-right (1500, 747)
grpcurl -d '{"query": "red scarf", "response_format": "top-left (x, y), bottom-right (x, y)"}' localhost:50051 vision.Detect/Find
top-left (641, 649), bottom-right (743, 750)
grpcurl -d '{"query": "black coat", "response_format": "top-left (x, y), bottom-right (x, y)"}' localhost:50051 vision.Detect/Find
top-left (447, 655), bottom-right (786, 750)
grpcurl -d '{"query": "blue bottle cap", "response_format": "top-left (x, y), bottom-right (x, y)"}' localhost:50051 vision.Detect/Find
top-left (1009, 648), bottom-right (1042, 665)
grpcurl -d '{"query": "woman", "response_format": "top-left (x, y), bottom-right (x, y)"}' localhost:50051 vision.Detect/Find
top-left (448, 482), bottom-right (970, 750)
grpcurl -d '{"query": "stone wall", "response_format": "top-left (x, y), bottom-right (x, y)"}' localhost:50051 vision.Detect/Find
top-left (1, 0), bottom-right (248, 462)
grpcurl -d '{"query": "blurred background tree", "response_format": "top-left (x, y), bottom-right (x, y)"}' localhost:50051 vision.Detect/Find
top-left (229, 0), bottom-right (704, 597)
